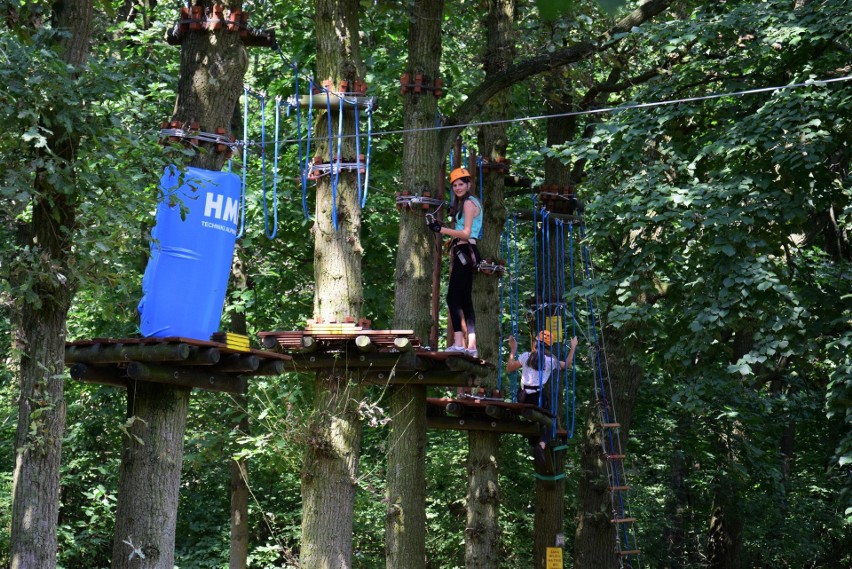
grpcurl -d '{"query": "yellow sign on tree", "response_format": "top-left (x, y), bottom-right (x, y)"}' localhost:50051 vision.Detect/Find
top-left (546, 547), bottom-right (563, 569)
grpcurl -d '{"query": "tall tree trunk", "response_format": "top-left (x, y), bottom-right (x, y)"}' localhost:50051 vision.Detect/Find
top-left (230, 415), bottom-right (250, 569)
top-left (574, 328), bottom-right (642, 569)
top-left (386, 1), bottom-right (444, 567)
top-left (533, 476), bottom-right (566, 569)
top-left (111, 3), bottom-right (249, 565)
top-left (229, 305), bottom-right (250, 569)
top-left (465, 431), bottom-right (502, 569)
top-left (300, 2), bottom-right (366, 567)
top-left (111, 383), bottom-right (191, 568)
top-left (9, 1), bottom-right (93, 567)
top-left (465, 1), bottom-right (514, 568)
top-left (530, 70), bottom-right (579, 569)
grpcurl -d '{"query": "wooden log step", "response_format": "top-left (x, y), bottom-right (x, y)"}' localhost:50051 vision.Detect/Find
top-left (217, 354), bottom-right (261, 373)
top-left (608, 485), bottom-right (631, 491)
top-left (522, 407), bottom-right (554, 429)
top-left (618, 550), bottom-right (641, 556)
top-left (600, 422), bottom-right (621, 428)
top-left (426, 415), bottom-right (541, 435)
top-left (65, 342), bottom-right (191, 364)
top-left (69, 363), bottom-right (129, 388)
top-left (605, 454), bottom-right (626, 460)
top-left (446, 402), bottom-right (465, 417)
top-left (125, 362), bottom-right (247, 394)
top-left (610, 517), bottom-right (636, 524)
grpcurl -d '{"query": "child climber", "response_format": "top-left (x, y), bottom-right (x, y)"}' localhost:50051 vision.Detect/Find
top-left (428, 167), bottom-right (483, 357)
top-left (507, 330), bottom-right (579, 459)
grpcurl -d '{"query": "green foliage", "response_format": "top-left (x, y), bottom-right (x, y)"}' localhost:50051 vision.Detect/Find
top-left (2, 0), bottom-right (850, 567)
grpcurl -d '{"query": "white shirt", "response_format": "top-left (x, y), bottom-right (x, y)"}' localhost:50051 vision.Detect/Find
top-left (517, 352), bottom-right (557, 389)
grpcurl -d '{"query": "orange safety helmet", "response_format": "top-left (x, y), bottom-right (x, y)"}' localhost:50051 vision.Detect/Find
top-left (536, 330), bottom-right (552, 347)
top-left (449, 167), bottom-right (472, 184)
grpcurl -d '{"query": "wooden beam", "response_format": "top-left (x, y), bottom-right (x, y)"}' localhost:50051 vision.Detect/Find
top-left (217, 354), bottom-right (260, 373)
top-left (445, 402), bottom-right (464, 417)
top-left (287, 351), bottom-right (419, 371)
top-left (393, 337), bottom-right (413, 352)
top-left (125, 362), bottom-right (247, 394)
top-left (65, 342), bottom-right (191, 364)
top-left (522, 407), bottom-right (554, 429)
top-left (444, 356), bottom-right (491, 376)
top-left (68, 363), bottom-right (129, 389)
top-left (426, 416), bottom-right (541, 435)
top-left (355, 335), bottom-right (375, 352)
top-left (359, 370), bottom-right (474, 387)
top-left (301, 335), bottom-right (319, 352)
top-left (485, 405), bottom-right (507, 420)
top-left (184, 347), bottom-right (221, 365)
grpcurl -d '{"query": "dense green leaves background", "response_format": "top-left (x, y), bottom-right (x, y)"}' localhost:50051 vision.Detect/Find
top-left (1, 0), bottom-right (849, 567)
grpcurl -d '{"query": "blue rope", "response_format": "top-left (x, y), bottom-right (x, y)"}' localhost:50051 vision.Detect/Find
top-left (362, 103), bottom-right (372, 208)
top-left (236, 87), bottom-right (249, 238)
top-left (353, 100), bottom-right (363, 207)
top-left (541, 210), bottom-right (552, 410)
top-left (301, 77), bottom-right (314, 220)
top-left (265, 96), bottom-right (279, 239)
top-left (331, 89), bottom-right (343, 231)
top-left (498, 220), bottom-right (508, 393)
top-left (568, 222), bottom-right (578, 438)
top-left (510, 214), bottom-right (520, 401)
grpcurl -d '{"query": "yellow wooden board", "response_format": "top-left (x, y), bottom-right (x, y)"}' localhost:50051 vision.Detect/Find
top-left (544, 315), bottom-right (563, 342)
top-left (546, 547), bottom-right (563, 569)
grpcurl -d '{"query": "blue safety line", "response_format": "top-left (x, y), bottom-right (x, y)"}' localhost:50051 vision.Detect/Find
top-left (266, 97), bottom-right (280, 239)
top-left (362, 103), bottom-right (372, 208)
top-left (353, 101), bottom-right (363, 207)
top-left (568, 222), bottom-right (577, 438)
top-left (333, 94), bottom-right (344, 230)
top-left (324, 89), bottom-right (339, 231)
top-left (510, 214), bottom-right (520, 401)
top-left (295, 70), bottom-right (311, 220)
top-left (237, 87), bottom-right (249, 238)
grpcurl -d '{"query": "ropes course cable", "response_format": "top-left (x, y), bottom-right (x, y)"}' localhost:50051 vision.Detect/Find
top-left (236, 74), bottom-right (852, 149)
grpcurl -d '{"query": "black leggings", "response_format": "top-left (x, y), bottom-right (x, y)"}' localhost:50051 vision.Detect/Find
top-left (447, 246), bottom-right (476, 336)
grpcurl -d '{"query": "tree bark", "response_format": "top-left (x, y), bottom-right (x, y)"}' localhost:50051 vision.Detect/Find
top-left (9, 1), bottom-right (93, 567)
top-left (464, 1), bottom-right (514, 567)
top-left (111, 3), bottom-right (249, 565)
top-left (465, 431), bottom-right (502, 569)
top-left (229, 306), bottom-right (250, 569)
top-left (386, 2), bottom-right (444, 567)
top-left (533, 469), bottom-right (567, 569)
top-left (300, 2), bottom-right (366, 568)
top-left (111, 382), bottom-right (191, 568)
top-left (574, 328), bottom-right (642, 569)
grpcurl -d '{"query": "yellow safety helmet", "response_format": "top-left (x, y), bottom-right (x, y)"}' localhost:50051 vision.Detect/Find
top-left (449, 167), bottom-right (471, 184)
top-left (536, 330), bottom-right (552, 347)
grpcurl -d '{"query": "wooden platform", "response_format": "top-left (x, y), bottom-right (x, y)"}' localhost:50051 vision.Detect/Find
top-left (65, 337), bottom-right (291, 394)
top-left (258, 328), bottom-right (494, 387)
top-left (425, 395), bottom-right (555, 436)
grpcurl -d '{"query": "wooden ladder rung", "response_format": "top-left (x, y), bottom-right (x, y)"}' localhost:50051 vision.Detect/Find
top-left (600, 422), bottom-right (621, 428)
top-left (605, 454), bottom-right (625, 460)
top-left (619, 549), bottom-right (641, 556)
top-left (611, 517), bottom-right (636, 524)
top-left (608, 485), bottom-right (630, 491)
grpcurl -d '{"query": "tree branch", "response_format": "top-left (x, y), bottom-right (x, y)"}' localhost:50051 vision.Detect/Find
top-left (438, 0), bottom-right (675, 155)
